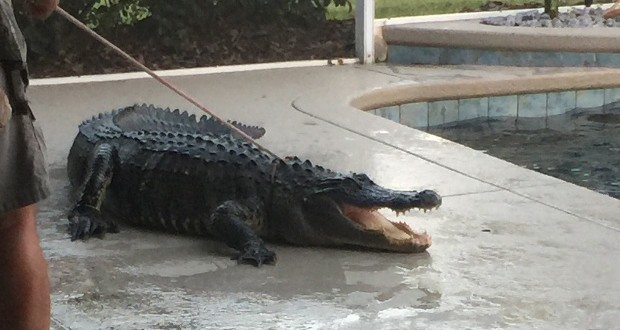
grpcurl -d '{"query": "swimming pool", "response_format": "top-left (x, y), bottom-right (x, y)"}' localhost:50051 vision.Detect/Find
top-left (429, 107), bottom-right (620, 199)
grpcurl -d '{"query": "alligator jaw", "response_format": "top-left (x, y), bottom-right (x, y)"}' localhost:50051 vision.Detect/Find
top-left (340, 203), bottom-right (433, 252)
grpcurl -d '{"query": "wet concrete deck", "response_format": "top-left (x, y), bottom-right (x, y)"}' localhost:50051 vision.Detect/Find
top-left (31, 63), bottom-right (620, 329)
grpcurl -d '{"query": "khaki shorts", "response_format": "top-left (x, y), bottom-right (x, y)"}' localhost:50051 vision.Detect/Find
top-left (0, 64), bottom-right (50, 215)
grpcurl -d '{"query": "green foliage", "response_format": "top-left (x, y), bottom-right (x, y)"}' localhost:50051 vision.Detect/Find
top-left (79, 0), bottom-right (352, 32)
top-left (71, 0), bottom-right (352, 49)
top-left (544, 0), bottom-right (559, 17)
top-left (85, 0), bottom-right (151, 29)
top-left (13, 0), bottom-right (351, 58)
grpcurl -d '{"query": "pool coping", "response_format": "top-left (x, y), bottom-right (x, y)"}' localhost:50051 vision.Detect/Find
top-left (351, 69), bottom-right (620, 110)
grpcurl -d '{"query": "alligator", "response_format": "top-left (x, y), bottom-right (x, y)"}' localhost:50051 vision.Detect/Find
top-left (67, 104), bottom-right (442, 266)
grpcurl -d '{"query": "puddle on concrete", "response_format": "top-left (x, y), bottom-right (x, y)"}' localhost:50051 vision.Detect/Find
top-left (430, 107), bottom-right (620, 199)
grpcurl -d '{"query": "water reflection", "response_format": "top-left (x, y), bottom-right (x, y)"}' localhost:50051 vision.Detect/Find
top-left (431, 105), bottom-right (620, 199)
top-left (43, 164), bottom-right (442, 313)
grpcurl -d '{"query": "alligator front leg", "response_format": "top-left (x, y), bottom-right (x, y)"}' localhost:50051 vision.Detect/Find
top-left (206, 200), bottom-right (276, 267)
top-left (69, 143), bottom-right (119, 241)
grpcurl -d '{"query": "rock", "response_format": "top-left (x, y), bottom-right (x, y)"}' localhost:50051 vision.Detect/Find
top-left (481, 6), bottom-right (617, 28)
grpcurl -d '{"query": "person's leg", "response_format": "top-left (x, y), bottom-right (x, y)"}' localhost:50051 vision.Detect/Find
top-left (0, 204), bottom-right (50, 330)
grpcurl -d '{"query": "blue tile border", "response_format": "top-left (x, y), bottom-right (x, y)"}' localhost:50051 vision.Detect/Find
top-left (517, 93), bottom-right (547, 118)
top-left (547, 91), bottom-right (576, 116)
top-left (369, 87), bottom-right (620, 130)
top-left (388, 45), bottom-right (620, 68)
top-left (377, 106), bottom-right (400, 123)
top-left (400, 102), bottom-right (429, 129)
top-left (576, 89), bottom-right (605, 109)
top-left (429, 100), bottom-right (459, 126)
top-left (388, 45), bottom-right (440, 65)
top-left (459, 97), bottom-right (489, 121)
top-left (604, 88), bottom-right (620, 104)
top-left (489, 95), bottom-right (518, 118)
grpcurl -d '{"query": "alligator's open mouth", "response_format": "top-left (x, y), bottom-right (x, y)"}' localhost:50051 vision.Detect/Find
top-left (340, 203), bottom-right (433, 251)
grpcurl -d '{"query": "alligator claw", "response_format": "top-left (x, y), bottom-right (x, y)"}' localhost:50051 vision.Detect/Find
top-left (68, 206), bottom-right (117, 241)
top-left (233, 244), bottom-right (277, 267)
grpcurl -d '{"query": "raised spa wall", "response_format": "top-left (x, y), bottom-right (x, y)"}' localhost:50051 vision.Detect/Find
top-left (369, 87), bottom-right (620, 131)
top-left (382, 10), bottom-right (620, 68)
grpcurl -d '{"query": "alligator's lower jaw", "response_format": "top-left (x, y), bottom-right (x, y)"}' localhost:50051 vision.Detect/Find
top-left (341, 204), bottom-right (432, 252)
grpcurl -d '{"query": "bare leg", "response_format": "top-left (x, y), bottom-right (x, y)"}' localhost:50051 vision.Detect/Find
top-left (0, 205), bottom-right (50, 330)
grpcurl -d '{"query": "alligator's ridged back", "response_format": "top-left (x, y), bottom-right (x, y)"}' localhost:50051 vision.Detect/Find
top-left (79, 104), bottom-right (265, 140)
top-left (68, 105), bottom-right (275, 236)
top-left (68, 105), bottom-right (266, 187)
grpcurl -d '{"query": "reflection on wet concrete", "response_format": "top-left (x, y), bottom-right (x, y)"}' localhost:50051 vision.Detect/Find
top-left (43, 161), bottom-right (444, 329)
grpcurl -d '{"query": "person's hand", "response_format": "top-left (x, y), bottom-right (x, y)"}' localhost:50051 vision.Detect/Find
top-left (28, 0), bottom-right (59, 20)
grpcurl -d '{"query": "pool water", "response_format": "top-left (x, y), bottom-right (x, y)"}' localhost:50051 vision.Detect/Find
top-left (430, 110), bottom-right (620, 199)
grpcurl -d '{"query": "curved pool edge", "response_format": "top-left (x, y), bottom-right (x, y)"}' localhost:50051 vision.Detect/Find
top-left (351, 68), bottom-right (620, 110)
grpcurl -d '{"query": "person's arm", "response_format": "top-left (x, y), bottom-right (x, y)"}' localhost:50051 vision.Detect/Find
top-left (27, 0), bottom-right (59, 20)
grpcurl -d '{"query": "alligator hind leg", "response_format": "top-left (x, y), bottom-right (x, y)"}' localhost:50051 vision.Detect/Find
top-left (69, 143), bottom-right (119, 241)
top-left (205, 200), bottom-right (275, 267)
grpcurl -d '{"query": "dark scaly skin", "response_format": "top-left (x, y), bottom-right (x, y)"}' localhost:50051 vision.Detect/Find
top-left (67, 104), bottom-right (441, 267)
